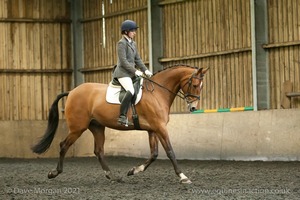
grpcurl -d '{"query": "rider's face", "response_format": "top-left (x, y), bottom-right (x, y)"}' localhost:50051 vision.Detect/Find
top-left (128, 30), bottom-right (136, 39)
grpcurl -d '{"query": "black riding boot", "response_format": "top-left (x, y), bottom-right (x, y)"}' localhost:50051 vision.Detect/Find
top-left (118, 91), bottom-right (133, 126)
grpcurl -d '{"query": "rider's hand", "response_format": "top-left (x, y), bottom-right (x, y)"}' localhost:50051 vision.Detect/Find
top-left (135, 70), bottom-right (143, 77)
top-left (145, 70), bottom-right (153, 77)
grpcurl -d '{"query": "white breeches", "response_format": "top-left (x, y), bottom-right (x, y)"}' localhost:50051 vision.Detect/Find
top-left (118, 77), bottom-right (135, 95)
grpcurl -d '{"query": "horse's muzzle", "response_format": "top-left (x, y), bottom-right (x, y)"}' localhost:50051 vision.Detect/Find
top-left (188, 103), bottom-right (197, 112)
top-left (190, 106), bottom-right (197, 112)
top-left (186, 96), bottom-right (200, 112)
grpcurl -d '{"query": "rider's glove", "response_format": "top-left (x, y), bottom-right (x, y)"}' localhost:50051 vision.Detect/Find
top-left (135, 70), bottom-right (143, 77)
top-left (145, 70), bottom-right (153, 77)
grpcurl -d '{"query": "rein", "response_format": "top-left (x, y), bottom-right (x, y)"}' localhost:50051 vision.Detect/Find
top-left (143, 76), bottom-right (186, 100)
top-left (142, 69), bottom-right (204, 102)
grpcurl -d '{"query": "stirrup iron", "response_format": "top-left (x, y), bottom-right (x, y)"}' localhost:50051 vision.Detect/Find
top-left (118, 116), bottom-right (133, 127)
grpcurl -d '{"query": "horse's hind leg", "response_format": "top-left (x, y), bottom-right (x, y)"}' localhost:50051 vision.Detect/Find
top-left (127, 131), bottom-right (159, 176)
top-left (89, 120), bottom-right (117, 181)
top-left (48, 130), bottom-right (83, 179)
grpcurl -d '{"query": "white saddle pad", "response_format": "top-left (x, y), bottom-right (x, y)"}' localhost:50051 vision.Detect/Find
top-left (105, 79), bottom-right (143, 105)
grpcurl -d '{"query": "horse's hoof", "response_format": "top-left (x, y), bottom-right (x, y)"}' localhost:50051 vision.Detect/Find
top-left (48, 169), bottom-right (60, 179)
top-left (127, 165), bottom-right (145, 176)
top-left (127, 167), bottom-right (135, 176)
top-left (48, 171), bottom-right (57, 179)
top-left (104, 171), bottom-right (112, 180)
top-left (105, 174), bottom-right (111, 180)
top-left (180, 178), bottom-right (192, 184)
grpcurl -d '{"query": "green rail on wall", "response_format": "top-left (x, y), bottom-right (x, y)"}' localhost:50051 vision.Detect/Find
top-left (193, 106), bottom-right (254, 114)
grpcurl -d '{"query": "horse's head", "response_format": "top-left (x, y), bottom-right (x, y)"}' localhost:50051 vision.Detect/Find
top-left (180, 67), bottom-right (209, 112)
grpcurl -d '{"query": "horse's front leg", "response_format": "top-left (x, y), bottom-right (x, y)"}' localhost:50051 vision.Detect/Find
top-left (128, 131), bottom-right (159, 176)
top-left (157, 127), bottom-right (192, 184)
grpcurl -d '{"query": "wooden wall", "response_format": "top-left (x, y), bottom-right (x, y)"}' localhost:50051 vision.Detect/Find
top-left (160, 0), bottom-right (252, 111)
top-left (265, 0), bottom-right (300, 109)
top-left (1, 0), bottom-right (299, 120)
top-left (0, 0), bottom-right (72, 120)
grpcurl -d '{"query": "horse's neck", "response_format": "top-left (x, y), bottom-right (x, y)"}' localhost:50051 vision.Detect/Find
top-left (155, 69), bottom-right (182, 92)
top-left (152, 68), bottom-right (187, 105)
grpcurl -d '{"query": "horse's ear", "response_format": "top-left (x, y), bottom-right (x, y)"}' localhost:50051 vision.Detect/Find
top-left (197, 67), bottom-right (203, 75)
top-left (201, 67), bottom-right (210, 74)
top-left (197, 67), bottom-right (209, 75)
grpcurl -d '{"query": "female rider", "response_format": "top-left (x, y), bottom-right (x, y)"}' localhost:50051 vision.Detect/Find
top-left (112, 20), bottom-right (152, 126)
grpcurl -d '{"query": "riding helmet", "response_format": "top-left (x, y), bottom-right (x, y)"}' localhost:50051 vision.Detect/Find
top-left (121, 20), bottom-right (139, 32)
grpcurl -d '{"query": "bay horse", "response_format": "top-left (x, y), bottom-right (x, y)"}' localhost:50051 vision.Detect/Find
top-left (31, 64), bottom-right (209, 184)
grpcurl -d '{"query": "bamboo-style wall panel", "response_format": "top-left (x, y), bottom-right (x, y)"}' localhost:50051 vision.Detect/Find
top-left (161, 0), bottom-right (252, 112)
top-left (0, 0), bottom-right (72, 120)
top-left (81, 0), bottom-right (148, 83)
top-left (2, 0), bottom-right (298, 120)
top-left (266, 0), bottom-right (300, 109)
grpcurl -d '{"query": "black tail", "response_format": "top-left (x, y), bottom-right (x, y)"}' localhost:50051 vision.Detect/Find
top-left (31, 92), bottom-right (69, 154)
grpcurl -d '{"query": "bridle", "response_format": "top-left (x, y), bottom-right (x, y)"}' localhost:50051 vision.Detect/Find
top-left (143, 69), bottom-right (204, 104)
top-left (181, 69), bottom-right (204, 103)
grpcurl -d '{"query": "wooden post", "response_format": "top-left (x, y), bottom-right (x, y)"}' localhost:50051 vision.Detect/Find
top-left (280, 80), bottom-right (293, 109)
top-left (149, 0), bottom-right (163, 73)
top-left (71, 0), bottom-right (84, 87)
top-left (251, 0), bottom-right (269, 110)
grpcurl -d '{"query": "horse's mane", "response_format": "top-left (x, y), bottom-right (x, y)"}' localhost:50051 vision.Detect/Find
top-left (152, 64), bottom-right (197, 76)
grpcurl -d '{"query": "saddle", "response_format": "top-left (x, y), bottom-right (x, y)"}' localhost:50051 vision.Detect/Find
top-left (106, 76), bottom-right (143, 129)
top-left (106, 76), bottom-right (143, 105)
top-left (112, 76), bottom-right (142, 103)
